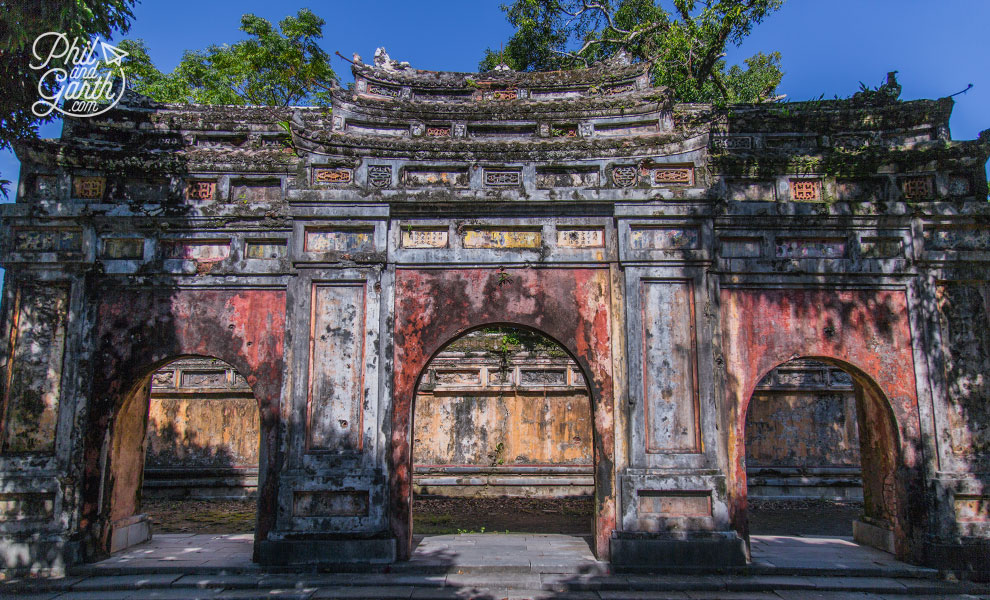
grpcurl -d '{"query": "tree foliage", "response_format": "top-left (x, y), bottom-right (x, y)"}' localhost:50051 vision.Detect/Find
top-left (0, 0), bottom-right (135, 194)
top-left (481, 0), bottom-right (785, 104)
top-left (118, 9), bottom-right (336, 107)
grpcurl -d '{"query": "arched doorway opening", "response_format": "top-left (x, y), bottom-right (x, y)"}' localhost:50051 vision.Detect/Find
top-left (411, 326), bottom-right (594, 537)
top-left (101, 355), bottom-right (261, 554)
top-left (742, 357), bottom-right (901, 554)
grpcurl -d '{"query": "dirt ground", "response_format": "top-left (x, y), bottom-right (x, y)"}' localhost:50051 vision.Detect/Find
top-left (748, 499), bottom-right (863, 537)
top-left (413, 496), bottom-right (594, 535)
top-left (143, 497), bottom-right (862, 538)
top-left (145, 498), bottom-right (257, 533)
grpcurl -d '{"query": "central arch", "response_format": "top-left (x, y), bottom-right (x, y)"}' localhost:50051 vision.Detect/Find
top-left (391, 268), bottom-right (615, 559)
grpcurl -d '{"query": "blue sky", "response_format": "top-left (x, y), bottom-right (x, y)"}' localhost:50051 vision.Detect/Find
top-left (3, 0), bottom-right (988, 190)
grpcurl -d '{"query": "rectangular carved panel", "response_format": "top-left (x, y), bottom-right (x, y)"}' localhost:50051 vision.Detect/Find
top-left (401, 228), bottom-right (449, 249)
top-left (186, 180), bottom-right (216, 201)
top-left (313, 168), bottom-right (352, 185)
top-left (535, 169), bottom-right (600, 188)
top-left (936, 283), bottom-right (990, 463)
top-left (557, 228), bottom-right (604, 248)
top-left (102, 238), bottom-right (144, 259)
top-left (640, 280), bottom-right (700, 453)
top-left (652, 167), bottom-right (694, 185)
top-left (403, 168), bottom-right (469, 187)
top-left (955, 496), bottom-right (990, 522)
top-left (229, 180), bottom-right (281, 203)
top-left (483, 170), bottom-right (521, 186)
top-left (163, 240), bottom-right (230, 262)
top-left (775, 238), bottom-right (846, 259)
top-left (72, 176), bottom-right (105, 199)
top-left (13, 229), bottom-right (82, 254)
top-left (304, 229), bottom-right (374, 253)
top-left (463, 228), bottom-right (541, 249)
top-left (630, 227), bottom-right (699, 250)
top-left (0, 493), bottom-right (56, 521)
top-left (791, 179), bottom-right (822, 201)
top-left (293, 491), bottom-right (369, 517)
top-left (1, 285), bottom-right (69, 453)
top-left (245, 239), bottom-right (287, 259)
top-left (637, 491), bottom-right (711, 517)
top-left (720, 237), bottom-right (762, 258)
top-left (307, 284), bottom-right (367, 452)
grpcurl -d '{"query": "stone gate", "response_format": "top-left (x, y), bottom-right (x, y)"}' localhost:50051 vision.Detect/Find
top-left (1, 52), bottom-right (989, 574)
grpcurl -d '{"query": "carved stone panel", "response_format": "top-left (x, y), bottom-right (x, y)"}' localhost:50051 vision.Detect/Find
top-left (1, 285), bottom-right (69, 453)
top-left (304, 229), bottom-right (375, 253)
top-left (640, 280), bottom-right (700, 453)
top-left (462, 228), bottom-right (541, 249)
top-left (936, 283), bottom-right (990, 464)
top-left (307, 283), bottom-right (367, 452)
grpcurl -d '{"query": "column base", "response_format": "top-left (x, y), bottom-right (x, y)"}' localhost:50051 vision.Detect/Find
top-left (852, 519), bottom-right (895, 554)
top-left (610, 531), bottom-right (747, 569)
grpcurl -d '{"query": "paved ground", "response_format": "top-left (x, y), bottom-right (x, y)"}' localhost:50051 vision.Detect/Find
top-left (6, 533), bottom-right (988, 599)
top-left (79, 533), bottom-right (927, 577)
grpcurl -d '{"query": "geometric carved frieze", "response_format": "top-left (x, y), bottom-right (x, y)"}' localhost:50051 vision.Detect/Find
top-left (483, 170), bottom-right (521, 187)
top-left (72, 176), bottom-right (105, 200)
top-left (313, 168), bottom-right (353, 185)
top-left (653, 166), bottom-right (694, 186)
top-left (612, 166), bottom-right (638, 187)
top-left (367, 165), bottom-right (392, 189)
top-left (186, 180), bottom-right (216, 201)
top-left (790, 179), bottom-right (822, 201)
top-left (901, 176), bottom-right (933, 200)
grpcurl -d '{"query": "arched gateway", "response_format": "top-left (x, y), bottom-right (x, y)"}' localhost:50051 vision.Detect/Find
top-left (0, 54), bottom-right (988, 574)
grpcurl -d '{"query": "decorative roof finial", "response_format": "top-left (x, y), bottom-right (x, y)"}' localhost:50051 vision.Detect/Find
top-left (374, 47), bottom-right (410, 71)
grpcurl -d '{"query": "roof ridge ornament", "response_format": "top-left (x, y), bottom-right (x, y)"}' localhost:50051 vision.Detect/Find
top-left (373, 47), bottom-right (410, 72)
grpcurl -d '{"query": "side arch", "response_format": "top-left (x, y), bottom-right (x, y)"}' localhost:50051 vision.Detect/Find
top-left (391, 268), bottom-right (615, 559)
top-left (81, 288), bottom-right (286, 561)
top-left (720, 287), bottom-right (926, 562)
top-left (102, 354), bottom-right (262, 554)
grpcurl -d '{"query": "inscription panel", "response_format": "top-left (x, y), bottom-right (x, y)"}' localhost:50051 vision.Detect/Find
top-left (463, 228), bottom-right (541, 249)
top-left (640, 280), bottom-right (700, 453)
top-left (245, 239), bottom-right (287, 259)
top-left (637, 491), bottom-right (711, 517)
top-left (1, 285), bottom-right (69, 453)
top-left (557, 228), bottom-right (604, 248)
top-left (102, 238), bottom-right (144, 259)
top-left (13, 229), bottom-right (82, 254)
top-left (293, 491), bottom-right (369, 517)
top-left (305, 229), bottom-right (374, 253)
top-left (307, 284), bottom-right (367, 452)
top-left (163, 240), bottom-right (230, 262)
top-left (775, 238), bottom-right (846, 259)
top-left (535, 169), bottom-right (600, 188)
top-left (401, 228), bottom-right (449, 249)
top-left (630, 227), bottom-right (699, 251)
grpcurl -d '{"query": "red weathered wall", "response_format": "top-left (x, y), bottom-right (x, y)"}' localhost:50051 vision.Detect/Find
top-left (721, 288), bottom-right (924, 559)
top-left (392, 268), bottom-right (614, 559)
top-left (82, 288), bottom-right (285, 558)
